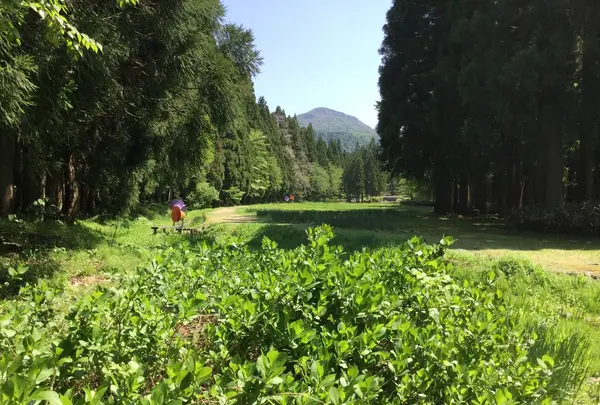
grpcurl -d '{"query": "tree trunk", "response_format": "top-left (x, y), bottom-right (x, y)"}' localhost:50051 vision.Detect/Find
top-left (453, 179), bottom-right (459, 213)
top-left (21, 150), bottom-right (44, 211)
top-left (507, 151), bottom-right (516, 212)
top-left (565, 166), bottom-right (573, 201)
top-left (79, 186), bottom-right (88, 214)
top-left (40, 171), bottom-right (46, 200)
top-left (13, 142), bottom-right (23, 213)
top-left (522, 160), bottom-right (535, 207)
top-left (594, 152), bottom-right (600, 199)
top-left (458, 172), bottom-right (470, 214)
top-left (55, 174), bottom-right (64, 212)
top-left (495, 170), bottom-right (508, 217)
top-left (540, 98), bottom-right (564, 209)
top-left (565, 158), bottom-right (576, 202)
top-left (595, 164), bottom-right (600, 200)
top-left (63, 153), bottom-right (79, 223)
top-left (578, 128), bottom-right (596, 202)
top-left (577, 5), bottom-right (600, 202)
top-left (471, 168), bottom-right (487, 214)
top-left (0, 133), bottom-right (16, 218)
top-left (534, 159), bottom-right (545, 207)
top-left (434, 168), bottom-right (454, 215)
top-left (88, 189), bottom-right (97, 214)
top-left (510, 154), bottom-right (523, 210)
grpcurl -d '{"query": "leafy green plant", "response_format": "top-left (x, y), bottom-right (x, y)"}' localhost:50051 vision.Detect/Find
top-left (109, 219), bottom-right (131, 246)
top-left (187, 182), bottom-right (219, 209)
top-left (222, 187), bottom-right (245, 206)
top-left (7, 264), bottom-right (28, 281)
top-left (492, 257), bottom-right (540, 278)
top-left (0, 225), bottom-right (589, 403)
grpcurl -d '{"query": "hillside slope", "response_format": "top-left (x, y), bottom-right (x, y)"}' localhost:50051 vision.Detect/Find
top-left (297, 107), bottom-right (377, 151)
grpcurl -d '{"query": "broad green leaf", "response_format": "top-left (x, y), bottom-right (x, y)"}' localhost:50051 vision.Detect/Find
top-left (268, 376), bottom-right (283, 385)
top-left (128, 360), bottom-right (141, 372)
top-left (35, 368), bottom-right (54, 384)
top-left (30, 390), bottom-right (62, 405)
top-left (256, 356), bottom-right (267, 378)
top-left (180, 372), bottom-right (192, 390)
top-left (328, 387), bottom-right (340, 405)
top-left (495, 389), bottom-right (507, 404)
top-left (541, 355), bottom-right (555, 367)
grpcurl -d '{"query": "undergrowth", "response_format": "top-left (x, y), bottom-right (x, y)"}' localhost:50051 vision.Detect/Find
top-left (514, 203), bottom-right (600, 236)
top-left (0, 226), bottom-right (591, 404)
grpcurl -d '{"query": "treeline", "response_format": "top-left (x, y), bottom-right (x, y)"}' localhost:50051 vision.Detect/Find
top-left (342, 140), bottom-right (388, 202)
top-left (378, 0), bottom-right (600, 215)
top-left (0, 0), bottom-right (386, 221)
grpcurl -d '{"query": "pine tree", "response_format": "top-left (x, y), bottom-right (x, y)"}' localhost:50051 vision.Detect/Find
top-left (316, 137), bottom-right (329, 167)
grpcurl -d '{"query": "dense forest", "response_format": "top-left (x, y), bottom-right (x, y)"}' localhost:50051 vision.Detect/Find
top-left (0, 0), bottom-right (386, 221)
top-left (378, 0), bottom-right (600, 216)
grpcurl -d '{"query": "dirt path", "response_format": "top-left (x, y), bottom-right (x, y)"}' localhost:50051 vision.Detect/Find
top-left (204, 206), bottom-right (257, 224)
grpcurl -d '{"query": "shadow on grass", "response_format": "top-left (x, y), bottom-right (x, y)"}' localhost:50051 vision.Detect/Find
top-left (251, 205), bottom-right (600, 253)
top-left (240, 224), bottom-right (411, 252)
top-left (127, 203), bottom-right (168, 221)
top-left (85, 204), bottom-right (169, 226)
top-left (0, 219), bottom-right (104, 297)
top-left (181, 222), bottom-right (405, 253)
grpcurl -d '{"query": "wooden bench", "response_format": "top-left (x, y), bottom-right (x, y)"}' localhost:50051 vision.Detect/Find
top-left (151, 226), bottom-right (200, 235)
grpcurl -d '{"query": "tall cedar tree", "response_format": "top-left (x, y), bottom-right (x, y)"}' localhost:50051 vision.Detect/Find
top-left (378, 0), bottom-right (585, 215)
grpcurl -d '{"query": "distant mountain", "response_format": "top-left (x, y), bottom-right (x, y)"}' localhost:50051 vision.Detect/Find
top-left (297, 107), bottom-right (377, 151)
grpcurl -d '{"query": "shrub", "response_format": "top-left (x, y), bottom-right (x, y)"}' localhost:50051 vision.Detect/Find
top-left (492, 257), bottom-right (539, 277)
top-left (393, 178), bottom-right (433, 202)
top-left (362, 196), bottom-right (383, 203)
top-left (186, 182), bottom-right (219, 209)
top-left (221, 186), bottom-right (245, 206)
top-left (0, 226), bottom-right (588, 403)
top-left (513, 202), bottom-right (600, 236)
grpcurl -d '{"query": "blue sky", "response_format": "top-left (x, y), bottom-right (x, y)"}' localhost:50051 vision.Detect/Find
top-left (221, 0), bottom-right (391, 129)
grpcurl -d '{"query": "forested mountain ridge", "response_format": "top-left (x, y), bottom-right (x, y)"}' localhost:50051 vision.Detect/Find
top-left (297, 107), bottom-right (377, 151)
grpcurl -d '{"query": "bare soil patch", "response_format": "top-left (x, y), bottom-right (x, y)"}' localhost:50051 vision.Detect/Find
top-left (70, 274), bottom-right (110, 287)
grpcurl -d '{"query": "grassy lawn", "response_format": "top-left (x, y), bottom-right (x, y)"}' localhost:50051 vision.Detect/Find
top-left (2, 201), bottom-right (600, 402)
top-left (0, 206), bottom-right (208, 296)
top-left (240, 202), bottom-right (600, 275)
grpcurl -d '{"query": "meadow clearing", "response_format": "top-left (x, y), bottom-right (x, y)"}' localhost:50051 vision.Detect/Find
top-left (1, 201), bottom-right (600, 403)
